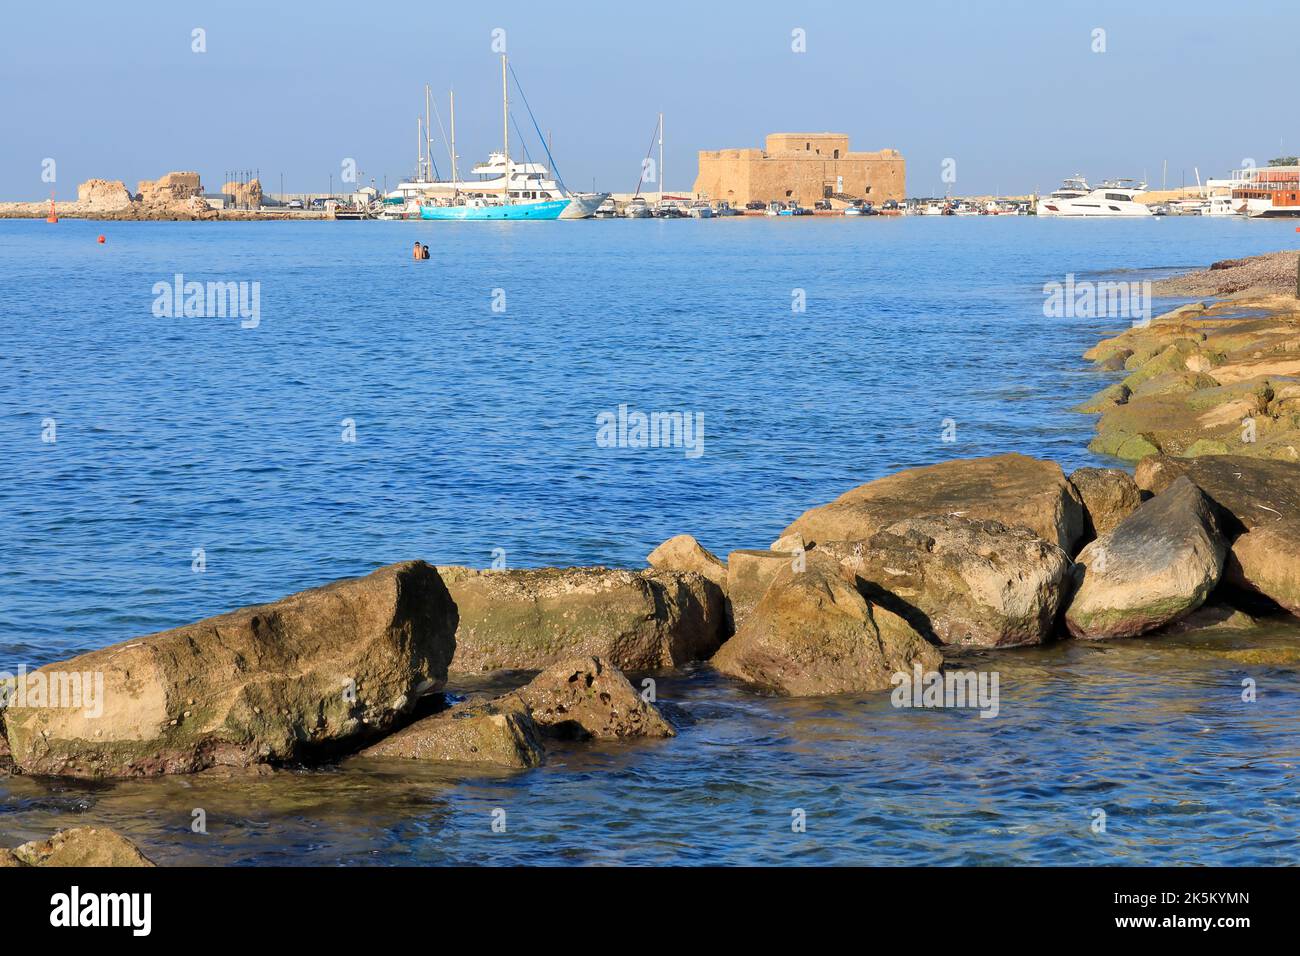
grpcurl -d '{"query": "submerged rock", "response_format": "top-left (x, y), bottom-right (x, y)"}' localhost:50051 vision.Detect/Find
top-left (711, 553), bottom-right (940, 697)
top-left (824, 515), bottom-right (1073, 647)
top-left (438, 566), bottom-right (726, 674)
top-left (1066, 478), bottom-right (1226, 639)
top-left (358, 696), bottom-right (545, 769)
top-left (646, 534), bottom-right (728, 590)
top-left (0, 828), bottom-right (154, 867)
top-left (2, 561), bottom-right (457, 779)
top-left (508, 656), bottom-right (674, 739)
top-left (781, 453), bottom-right (1084, 552)
top-left (1068, 466), bottom-right (1142, 541)
top-left (1159, 602), bottom-right (1259, 634)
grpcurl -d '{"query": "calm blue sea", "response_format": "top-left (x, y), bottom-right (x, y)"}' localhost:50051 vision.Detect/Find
top-left (1, 215), bottom-right (1298, 865)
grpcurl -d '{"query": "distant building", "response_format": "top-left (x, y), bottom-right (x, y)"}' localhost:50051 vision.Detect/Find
top-left (694, 133), bottom-right (905, 207)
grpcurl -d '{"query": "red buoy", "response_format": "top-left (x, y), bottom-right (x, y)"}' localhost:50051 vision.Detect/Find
top-left (97, 235), bottom-right (106, 244)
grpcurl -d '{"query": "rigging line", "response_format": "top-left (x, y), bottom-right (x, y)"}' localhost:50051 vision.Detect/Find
top-left (428, 93), bottom-right (452, 182)
top-left (507, 62), bottom-right (568, 194)
top-left (632, 118), bottom-right (659, 198)
top-left (510, 113), bottom-right (538, 186)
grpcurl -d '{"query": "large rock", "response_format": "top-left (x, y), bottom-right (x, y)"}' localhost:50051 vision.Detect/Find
top-left (137, 171), bottom-right (202, 205)
top-left (646, 534), bottom-right (727, 590)
top-left (508, 656), bottom-right (674, 739)
top-left (824, 515), bottom-right (1073, 647)
top-left (1065, 477), bottom-right (1226, 639)
top-left (711, 553), bottom-right (941, 697)
top-left (438, 566), bottom-right (725, 674)
top-left (1068, 467), bottom-right (1142, 541)
top-left (1134, 454), bottom-right (1300, 531)
top-left (2, 561), bottom-right (457, 778)
top-left (75, 178), bottom-right (133, 212)
top-left (0, 828), bottom-right (154, 867)
top-left (1226, 522), bottom-right (1300, 614)
top-left (1136, 454), bottom-right (1300, 615)
top-left (726, 549), bottom-right (801, 630)
top-left (358, 697), bottom-right (544, 769)
top-left (781, 454), bottom-right (1084, 552)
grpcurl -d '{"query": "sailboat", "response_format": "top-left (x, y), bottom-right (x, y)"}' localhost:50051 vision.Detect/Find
top-left (420, 55), bottom-right (607, 221)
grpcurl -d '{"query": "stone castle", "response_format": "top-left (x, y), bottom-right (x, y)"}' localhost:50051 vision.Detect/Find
top-left (693, 133), bottom-right (905, 207)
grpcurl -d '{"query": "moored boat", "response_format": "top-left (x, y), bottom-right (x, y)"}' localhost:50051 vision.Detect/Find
top-left (417, 55), bottom-right (608, 221)
top-left (1036, 176), bottom-right (1152, 217)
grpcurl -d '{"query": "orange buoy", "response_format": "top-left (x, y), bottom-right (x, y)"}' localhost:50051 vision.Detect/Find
top-left (46, 191), bottom-right (58, 224)
top-left (97, 235), bottom-right (106, 244)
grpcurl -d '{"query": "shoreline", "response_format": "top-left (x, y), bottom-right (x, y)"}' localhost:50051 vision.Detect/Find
top-left (3, 249), bottom-right (1299, 864)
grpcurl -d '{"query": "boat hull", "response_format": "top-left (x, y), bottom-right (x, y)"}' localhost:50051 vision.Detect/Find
top-left (559, 193), bottom-right (609, 219)
top-left (420, 198), bottom-right (571, 220)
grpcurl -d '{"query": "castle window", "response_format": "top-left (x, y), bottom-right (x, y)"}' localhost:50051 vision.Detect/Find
top-left (805, 142), bottom-right (810, 150)
top-left (834, 149), bottom-right (840, 159)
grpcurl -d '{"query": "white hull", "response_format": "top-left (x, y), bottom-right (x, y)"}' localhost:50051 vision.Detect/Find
top-left (558, 193), bottom-right (609, 219)
top-left (1036, 196), bottom-right (1152, 217)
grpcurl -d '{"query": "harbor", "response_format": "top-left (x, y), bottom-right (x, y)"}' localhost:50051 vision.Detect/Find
top-left (4, 1), bottom-right (1300, 920)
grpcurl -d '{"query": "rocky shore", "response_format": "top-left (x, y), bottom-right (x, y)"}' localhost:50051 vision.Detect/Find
top-left (0, 172), bottom-right (328, 221)
top-left (3, 249), bottom-right (1299, 866)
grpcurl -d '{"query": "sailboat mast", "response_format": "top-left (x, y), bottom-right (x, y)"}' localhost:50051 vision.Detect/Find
top-left (425, 85), bottom-right (432, 181)
top-left (450, 90), bottom-right (458, 198)
top-left (502, 54), bottom-right (510, 203)
top-left (658, 111), bottom-right (664, 202)
top-left (417, 117), bottom-right (423, 180)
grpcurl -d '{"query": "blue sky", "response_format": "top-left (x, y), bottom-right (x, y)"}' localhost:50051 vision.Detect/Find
top-left (2, 0), bottom-right (1296, 198)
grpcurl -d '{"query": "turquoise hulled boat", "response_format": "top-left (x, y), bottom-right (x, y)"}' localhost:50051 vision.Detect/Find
top-left (414, 54), bottom-right (606, 222)
top-left (420, 197), bottom-right (571, 220)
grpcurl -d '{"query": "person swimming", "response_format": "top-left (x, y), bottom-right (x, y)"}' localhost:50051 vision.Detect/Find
top-left (412, 241), bottom-right (422, 260)
top-left (421, 245), bottom-right (430, 259)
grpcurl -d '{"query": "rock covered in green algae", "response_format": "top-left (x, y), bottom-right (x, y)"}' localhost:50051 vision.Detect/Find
top-left (780, 453), bottom-right (1085, 553)
top-left (1066, 478), bottom-right (1227, 639)
top-left (1068, 466), bottom-right (1142, 541)
top-left (358, 696), bottom-right (546, 769)
top-left (507, 656), bottom-right (674, 740)
top-left (821, 515), bottom-right (1073, 648)
top-left (711, 551), bottom-right (941, 697)
top-left (1080, 297), bottom-right (1300, 462)
top-left (0, 828), bottom-right (154, 867)
top-left (436, 566), bottom-right (727, 674)
top-left (2, 561), bottom-right (457, 779)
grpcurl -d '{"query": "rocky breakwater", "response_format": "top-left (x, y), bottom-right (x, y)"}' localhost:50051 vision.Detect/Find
top-left (0, 171), bottom-right (219, 221)
top-left (1077, 254), bottom-right (1300, 463)
top-left (646, 447), bottom-right (1297, 697)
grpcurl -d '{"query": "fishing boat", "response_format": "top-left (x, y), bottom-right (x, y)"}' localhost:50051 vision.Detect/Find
top-left (418, 55), bottom-right (607, 221)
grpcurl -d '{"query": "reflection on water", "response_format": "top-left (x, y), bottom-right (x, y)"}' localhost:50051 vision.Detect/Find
top-left (4, 623), bottom-right (1297, 866)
